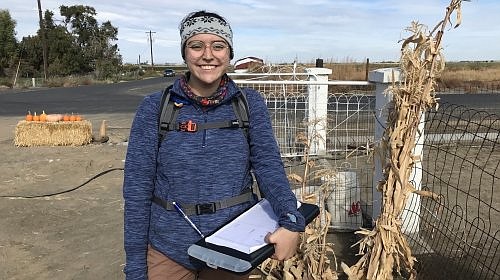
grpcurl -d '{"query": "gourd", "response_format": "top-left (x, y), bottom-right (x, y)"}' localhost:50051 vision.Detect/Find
top-left (46, 114), bottom-right (63, 122)
top-left (32, 112), bottom-right (40, 121)
top-left (63, 114), bottom-right (70, 121)
top-left (25, 110), bottom-right (33, 121)
top-left (40, 110), bottom-right (47, 122)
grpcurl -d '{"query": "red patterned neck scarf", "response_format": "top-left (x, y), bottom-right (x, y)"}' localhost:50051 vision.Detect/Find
top-left (180, 73), bottom-right (229, 107)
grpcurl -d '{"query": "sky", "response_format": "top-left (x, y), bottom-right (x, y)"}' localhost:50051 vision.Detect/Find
top-left (3, 0), bottom-right (500, 65)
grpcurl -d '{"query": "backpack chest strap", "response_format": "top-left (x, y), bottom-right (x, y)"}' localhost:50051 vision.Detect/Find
top-left (158, 87), bottom-right (250, 144)
top-left (175, 119), bottom-right (248, 132)
top-left (152, 188), bottom-right (255, 215)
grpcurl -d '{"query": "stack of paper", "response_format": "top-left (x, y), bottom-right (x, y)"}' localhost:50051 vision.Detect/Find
top-left (205, 199), bottom-right (278, 254)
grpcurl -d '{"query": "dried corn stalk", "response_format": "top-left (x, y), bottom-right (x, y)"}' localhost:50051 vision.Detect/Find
top-left (259, 124), bottom-right (338, 279)
top-left (342, 1), bottom-right (466, 279)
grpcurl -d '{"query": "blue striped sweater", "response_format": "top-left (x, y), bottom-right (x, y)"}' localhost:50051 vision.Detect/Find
top-left (123, 78), bottom-right (305, 279)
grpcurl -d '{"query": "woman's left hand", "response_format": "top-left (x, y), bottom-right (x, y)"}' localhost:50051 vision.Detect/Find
top-left (265, 227), bottom-right (300, 261)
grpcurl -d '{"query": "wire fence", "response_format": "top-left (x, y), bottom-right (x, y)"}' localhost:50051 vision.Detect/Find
top-left (406, 103), bottom-right (500, 280)
top-left (233, 75), bottom-right (376, 231)
top-left (233, 71), bottom-right (499, 279)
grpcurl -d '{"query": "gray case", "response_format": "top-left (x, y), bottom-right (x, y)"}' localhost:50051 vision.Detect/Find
top-left (187, 202), bottom-right (320, 274)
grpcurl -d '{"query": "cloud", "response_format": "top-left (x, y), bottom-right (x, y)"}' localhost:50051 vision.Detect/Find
top-left (3, 0), bottom-right (499, 64)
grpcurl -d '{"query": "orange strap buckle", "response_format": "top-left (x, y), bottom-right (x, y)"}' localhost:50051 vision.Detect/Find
top-left (179, 120), bottom-right (197, 132)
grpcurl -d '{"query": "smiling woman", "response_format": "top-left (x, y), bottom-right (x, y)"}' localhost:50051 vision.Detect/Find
top-left (179, 12), bottom-right (233, 97)
top-left (123, 10), bottom-right (305, 280)
top-left (183, 33), bottom-right (232, 97)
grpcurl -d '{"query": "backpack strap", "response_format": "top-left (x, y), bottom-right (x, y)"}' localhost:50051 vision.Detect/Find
top-left (155, 86), bottom-right (257, 204)
top-left (232, 89), bottom-right (250, 141)
top-left (158, 85), bottom-right (179, 144)
top-left (152, 188), bottom-right (255, 215)
top-left (158, 86), bottom-right (250, 144)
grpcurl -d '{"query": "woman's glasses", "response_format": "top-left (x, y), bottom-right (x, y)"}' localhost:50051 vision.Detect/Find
top-left (186, 41), bottom-right (229, 53)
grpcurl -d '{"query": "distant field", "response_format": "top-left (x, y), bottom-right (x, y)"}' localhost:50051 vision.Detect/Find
top-left (316, 61), bottom-right (500, 93)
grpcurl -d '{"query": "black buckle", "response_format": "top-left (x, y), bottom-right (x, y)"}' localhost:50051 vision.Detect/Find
top-left (179, 120), bottom-right (197, 132)
top-left (229, 120), bottom-right (241, 128)
top-left (196, 202), bottom-right (216, 215)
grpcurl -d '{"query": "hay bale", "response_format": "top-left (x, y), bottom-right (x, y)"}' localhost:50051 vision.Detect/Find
top-left (14, 120), bottom-right (93, 147)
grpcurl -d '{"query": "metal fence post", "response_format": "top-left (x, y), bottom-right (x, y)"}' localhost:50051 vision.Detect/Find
top-left (306, 67), bottom-right (332, 155)
top-left (368, 68), bottom-right (424, 233)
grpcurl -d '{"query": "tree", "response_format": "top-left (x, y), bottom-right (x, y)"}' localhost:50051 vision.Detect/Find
top-left (43, 10), bottom-right (89, 75)
top-left (14, 5), bottom-right (122, 79)
top-left (18, 10), bottom-right (85, 77)
top-left (0, 9), bottom-right (18, 76)
top-left (59, 5), bottom-right (122, 78)
top-left (60, 5), bottom-right (98, 49)
top-left (92, 20), bottom-right (122, 79)
top-left (18, 36), bottom-right (43, 77)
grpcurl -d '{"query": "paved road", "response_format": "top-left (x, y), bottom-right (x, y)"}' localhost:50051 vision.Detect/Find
top-left (0, 78), bottom-right (498, 117)
top-left (437, 93), bottom-right (500, 115)
top-left (0, 77), bottom-right (175, 116)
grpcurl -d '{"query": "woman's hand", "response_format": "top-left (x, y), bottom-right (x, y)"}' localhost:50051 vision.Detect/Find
top-left (265, 227), bottom-right (300, 261)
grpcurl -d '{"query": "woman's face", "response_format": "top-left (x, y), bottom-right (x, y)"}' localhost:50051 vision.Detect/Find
top-left (184, 33), bottom-right (231, 92)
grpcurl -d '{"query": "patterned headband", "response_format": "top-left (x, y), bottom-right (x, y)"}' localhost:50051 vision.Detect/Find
top-left (180, 15), bottom-right (233, 58)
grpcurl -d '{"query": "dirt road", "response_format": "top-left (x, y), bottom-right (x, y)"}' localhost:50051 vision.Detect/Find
top-left (0, 114), bottom-right (130, 280)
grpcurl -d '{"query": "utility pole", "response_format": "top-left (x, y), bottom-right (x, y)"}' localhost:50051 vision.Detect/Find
top-left (37, 0), bottom-right (48, 81)
top-left (146, 30), bottom-right (156, 70)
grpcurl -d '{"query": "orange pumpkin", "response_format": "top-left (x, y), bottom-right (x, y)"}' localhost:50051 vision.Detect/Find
top-left (75, 114), bottom-right (83, 121)
top-left (69, 114), bottom-right (76, 122)
top-left (33, 112), bottom-right (40, 122)
top-left (63, 114), bottom-right (70, 122)
top-left (25, 110), bottom-right (33, 121)
top-left (40, 110), bottom-right (47, 122)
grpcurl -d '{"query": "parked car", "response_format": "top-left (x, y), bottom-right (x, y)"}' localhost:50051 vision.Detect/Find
top-left (163, 69), bottom-right (176, 77)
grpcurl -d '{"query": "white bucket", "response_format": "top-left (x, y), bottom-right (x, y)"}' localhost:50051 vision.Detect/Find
top-left (325, 171), bottom-right (363, 231)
